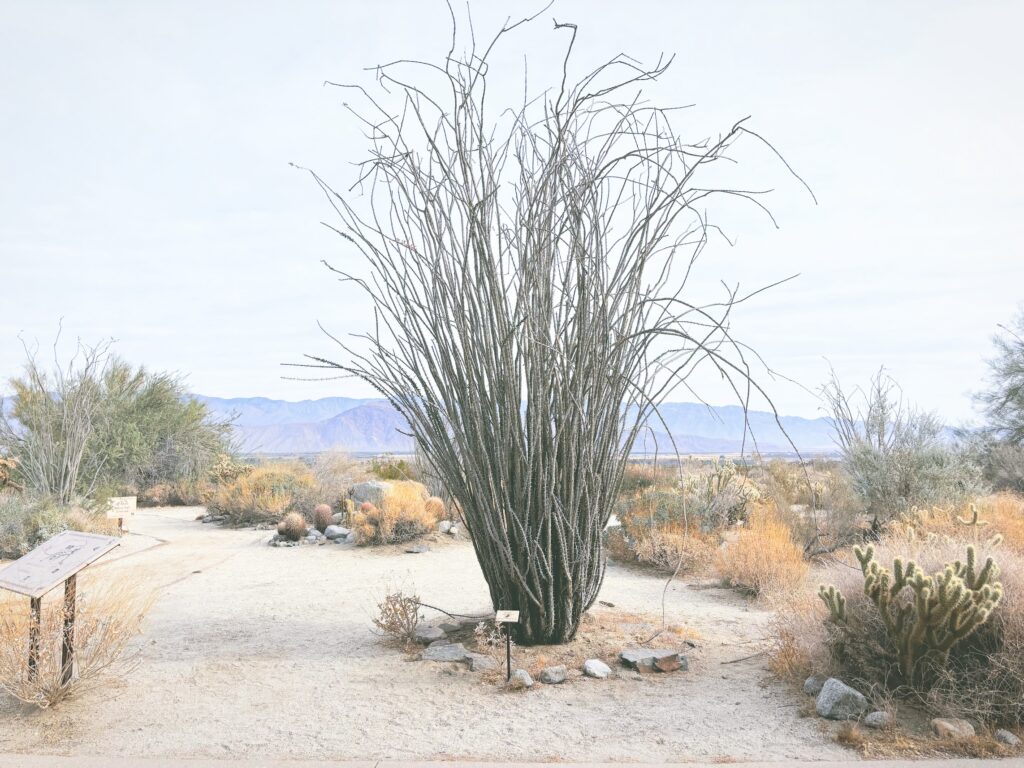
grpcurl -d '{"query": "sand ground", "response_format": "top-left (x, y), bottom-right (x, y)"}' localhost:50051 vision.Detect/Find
top-left (0, 507), bottom-right (852, 763)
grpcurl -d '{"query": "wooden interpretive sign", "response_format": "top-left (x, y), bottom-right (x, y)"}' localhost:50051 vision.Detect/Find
top-left (106, 496), bottom-right (137, 529)
top-left (0, 530), bottom-right (120, 600)
top-left (0, 531), bottom-right (119, 684)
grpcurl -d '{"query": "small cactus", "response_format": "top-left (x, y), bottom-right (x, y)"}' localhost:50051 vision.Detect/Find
top-left (277, 512), bottom-right (308, 541)
top-left (819, 544), bottom-right (1003, 685)
top-left (313, 503), bottom-right (333, 533)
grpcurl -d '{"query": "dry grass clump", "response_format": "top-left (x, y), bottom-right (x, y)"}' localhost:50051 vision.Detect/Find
top-left (138, 479), bottom-right (212, 507)
top-left (0, 576), bottom-right (152, 708)
top-left (206, 461), bottom-right (317, 525)
top-left (349, 481), bottom-right (442, 545)
top-left (276, 511), bottom-right (308, 541)
top-left (630, 528), bottom-right (719, 574)
top-left (372, 588), bottom-right (421, 646)
top-left (715, 505), bottom-right (809, 598)
top-left (888, 494), bottom-right (1024, 553)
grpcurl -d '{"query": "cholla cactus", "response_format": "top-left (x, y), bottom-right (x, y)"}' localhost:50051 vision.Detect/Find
top-left (956, 503), bottom-right (989, 529)
top-left (819, 543), bottom-right (1003, 684)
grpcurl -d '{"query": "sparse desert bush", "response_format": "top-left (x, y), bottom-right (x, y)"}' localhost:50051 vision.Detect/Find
top-left (208, 453), bottom-right (253, 485)
top-left (0, 456), bottom-right (21, 492)
top-left (0, 493), bottom-right (118, 560)
top-left (823, 369), bottom-right (983, 529)
top-left (369, 455), bottom-right (418, 482)
top-left (630, 528), bottom-right (719, 575)
top-left (424, 496), bottom-right (446, 521)
top-left (310, 450), bottom-right (365, 506)
top-left (349, 481), bottom-right (440, 545)
top-left (716, 506), bottom-right (808, 598)
top-left (773, 520), bottom-right (1024, 726)
top-left (276, 512), bottom-right (308, 541)
top-left (372, 588), bottom-right (420, 646)
top-left (313, 503), bottom-right (333, 533)
top-left (0, 576), bottom-right (152, 708)
top-left (206, 462), bottom-right (317, 525)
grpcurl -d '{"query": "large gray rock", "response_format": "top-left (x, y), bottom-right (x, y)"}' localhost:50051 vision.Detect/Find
top-left (350, 481), bottom-right (391, 507)
top-left (344, 532), bottom-right (357, 544)
top-left (467, 653), bottom-right (498, 672)
top-left (324, 525), bottom-right (350, 540)
top-left (583, 659), bottom-right (611, 679)
top-left (619, 648), bottom-right (688, 672)
top-left (931, 717), bottom-right (975, 739)
top-left (804, 674), bottom-right (828, 695)
top-left (413, 625), bottom-right (446, 645)
top-left (995, 729), bottom-right (1021, 747)
top-left (539, 665), bottom-right (567, 684)
top-left (863, 711), bottom-right (893, 729)
top-left (438, 520), bottom-right (452, 534)
top-left (508, 669), bottom-right (534, 690)
top-left (420, 643), bottom-right (470, 663)
top-left (815, 678), bottom-right (869, 720)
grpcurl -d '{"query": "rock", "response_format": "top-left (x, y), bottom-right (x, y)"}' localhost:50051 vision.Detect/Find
top-left (618, 648), bottom-right (687, 673)
top-left (467, 653), bottom-right (498, 672)
top-left (508, 669), bottom-right (533, 690)
top-left (539, 665), bottom-right (567, 684)
top-left (863, 711), bottom-right (893, 729)
top-left (803, 674), bottom-right (828, 696)
top-left (405, 544), bottom-right (429, 554)
top-left (583, 659), bottom-right (611, 679)
top-left (439, 622), bottom-right (462, 634)
top-left (428, 638), bottom-right (451, 647)
top-left (306, 528), bottom-right (324, 539)
top-left (931, 717), bottom-right (975, 740)
top-left (331, 512), bottom-right (346, 525)
top-left (995, 729), bottom-right (1021, 747)
top-left (344, 532), bottom-right (357, 544)
top-left (448, 525), bottom-right (459, 536)
top-left (414, 625), bottom-right (446, 645)
top-left (815, 678), bottom-right (869, 720)
top-left (420, 643), bottom-right (470, 663)
top-left (324, 525), bottom-right (350, 540)
top-left (350, 481), bottom-right (391, 507)
top-left (438, 520), bottom-right (452, 534)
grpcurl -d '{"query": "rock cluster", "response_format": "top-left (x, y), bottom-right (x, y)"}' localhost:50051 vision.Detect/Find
top-left (268, 525), bottom-right (352, 547)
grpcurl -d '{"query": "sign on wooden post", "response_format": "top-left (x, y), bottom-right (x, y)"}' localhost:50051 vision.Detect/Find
top-left (105, 496), bottom-right (137, 531)
top-left (0, 531), bottom-right (119, 682)
top-left (495, 610), bottom-right (520, 682)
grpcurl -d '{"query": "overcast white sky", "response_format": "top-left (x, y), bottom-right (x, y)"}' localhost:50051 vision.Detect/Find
top-left (1, 1), bottom-right (1021, 421)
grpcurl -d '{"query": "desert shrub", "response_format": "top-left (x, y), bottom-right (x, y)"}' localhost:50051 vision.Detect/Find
top-left (0, 576), bottom-right (152, 708)
top-left (372, 588), bottom-right (421, 646)
top-left (369, 455), bottom-right (418, 482)
top-left (276, 512), bottom-right (308, 541)
top-left (775, 523), bottom-right (1024, 726)
top-left (313, 503), bottom-right (333, 533)
top-left (208, 454), bottom-right (253, 485)
top-left (716, 506), bottom-right (808, 598)
top-left (349, 481), bottom-right (440, 545)
top-left (309, 450), bottom-right (365, 507)
top-left (206, 462), bottom-right (317, 526)
top-left (0, 493), bottom-right (118, 560)
top-left (424, 496), bottom-right (446, 521)
top-left (823, 369), bottom-right (983, 529)
top-left (0, 457), bottom-right (21, 493)
top-left (630, 528), bottom-right (719, 574)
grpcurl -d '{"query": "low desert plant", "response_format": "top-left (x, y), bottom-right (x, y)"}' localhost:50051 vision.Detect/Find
top-left (369, 455), bottom-right (417, 482)
top-left (0, 576), bottom-right (152, 708)
top-left (206, 462), bottom-right (317, 525)
top-left (313, 503), bottom-right (333, 533)
top-left (773, 522), bottom-right (1024, 726)
top-left (276, 512), bottom-right (308, 541)
top-left (0, 493), bottom-right (118, 560)
top-left (716, 506), bottom-right (808, 598)
top-left (372, 589), bottom-right (421, 646)
top-left (349, 481), bottom-right (440, 545)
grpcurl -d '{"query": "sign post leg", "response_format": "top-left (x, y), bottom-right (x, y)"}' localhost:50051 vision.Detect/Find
top-left (28, 597), bottom-right (41, 681)
top-left (505, 624), bottom-right (511, 682)
top-left (61, 575), bottom-right (77, 686)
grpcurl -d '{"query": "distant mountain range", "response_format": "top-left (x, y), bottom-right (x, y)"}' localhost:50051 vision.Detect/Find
top-left (194, 395), bottom-right (839, 456)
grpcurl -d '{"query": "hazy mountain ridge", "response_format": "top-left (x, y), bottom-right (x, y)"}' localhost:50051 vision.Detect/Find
top-left (198, 395), bottom-right (839, 455)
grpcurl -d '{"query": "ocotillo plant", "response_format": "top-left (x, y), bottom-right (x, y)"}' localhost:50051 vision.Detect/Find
top-left (820, 544), bottom-right (1003, 685)
top-left (301, 10), bottom-right (810, 643)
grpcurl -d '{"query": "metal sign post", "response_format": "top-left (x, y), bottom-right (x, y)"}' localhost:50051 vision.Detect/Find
top-left (495, 609), bottom-right (520, 682)
top-left (0, 531), bottom-right (119, 682)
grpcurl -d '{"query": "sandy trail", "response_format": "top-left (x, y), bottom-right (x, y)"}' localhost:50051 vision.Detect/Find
top-left (0, 508), bottom-right (851, 762)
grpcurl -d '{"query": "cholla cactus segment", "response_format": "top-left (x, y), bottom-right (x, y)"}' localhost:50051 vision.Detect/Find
top-left (818, 583), bottom-right (847, 623)
top-left (956, 503), bottom-right (989, 528)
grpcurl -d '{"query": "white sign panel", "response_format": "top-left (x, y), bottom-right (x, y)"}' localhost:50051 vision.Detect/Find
top-left (106, 496), bottom-right (137, 520)
top-left (0, 531), bottom-right (120, 599)
top-left (495, 610), bottom-right (520, 624)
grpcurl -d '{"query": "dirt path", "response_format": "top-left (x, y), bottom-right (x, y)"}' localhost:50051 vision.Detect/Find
top-left (0, 508), bottom-right (851, 763)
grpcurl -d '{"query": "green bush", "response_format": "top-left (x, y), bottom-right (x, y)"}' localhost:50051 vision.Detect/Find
top-left (0, 493), bottom-right (117, 560)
